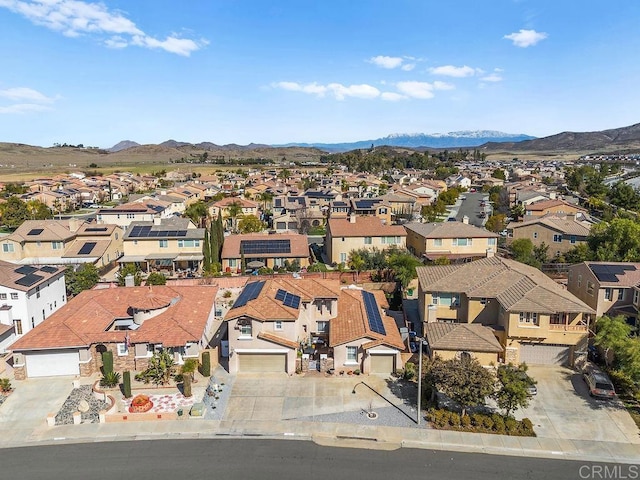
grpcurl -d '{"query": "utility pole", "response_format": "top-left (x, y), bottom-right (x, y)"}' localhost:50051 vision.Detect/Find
top-left (417, 338), bottom-right (423, 425)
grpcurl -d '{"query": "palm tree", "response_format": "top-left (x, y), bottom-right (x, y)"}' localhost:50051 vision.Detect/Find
top-left (227, 201), bottom-right (243, 233)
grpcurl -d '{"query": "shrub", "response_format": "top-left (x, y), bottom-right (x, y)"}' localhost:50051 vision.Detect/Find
top-left (223, 290), bottom-right (232, 299)
top-left (505, 417), bottom-right (518, 434)
top-left (470, 413), bottom-right (483, 427)
top-left (183, 372), bottom-right (192, 398)
top-left (0, 377), bottom-right (12, 393)
top-left (482, 416), bottom-right (495, 430)
top-left (519, 418), bottom-right (535, 436)
top-left (448, 412), bottom-right (461, 427)
top-left (492, 415), bottom-right (505, 434)
top-left (122, 371), bottom-right (132, 398)
top-left (199, 351), bottom-right (211, 377)
top-left (433, 410), bottom-right (448, 428)
top-left (403, 362), bottom-right (416, 381)
top-left (460, 415), bottom-right (471, 428)
top-left (102, 350), bottom-right (114, 375)
top-left (181, 358), bottom-right (198, 377)
top-left (100, 371), bottom-right (121, 388)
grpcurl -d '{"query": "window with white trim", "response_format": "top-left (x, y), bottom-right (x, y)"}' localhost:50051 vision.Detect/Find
top-left (453, 238), bottom-right (472, 246)
top-left (340, 253), bottom-right (347, 263)
top-left (346, 346), bottom-right (357, 362)
top-left (274, 321), bottom-right (283, 331)
top-left (159, 239), bottom-right (168, 248)
top-left (519, 312), bottom-right (538, 325)
top-left (604, 288), bottom-right (612, 301)
top-left (2, 243), bottom-right (14, 253)
top-left (316, 321), bottom-right (329, 333)
top-left (240, 323), bottom-right (252, 337)
top-left (52, 241), bottom-right (63, 250)
top-left (364, 237), bottom-right (372, 245)
top-left (488, 238), bottom-right (497, 246)
top-left (13, 319), bottom-right (22, 335)
top-left (634, 289), bottom-right (639, 306)
top-left (117, 343), bottom-right (129, 356)
top-left (587, 281), bottom-right (595, 296)
top-left (10, 293), bottom-right (18, 300)
top-left (433, 238), bottom-right (443, 247)
top-left (0, 293), bottom-right (6, 300)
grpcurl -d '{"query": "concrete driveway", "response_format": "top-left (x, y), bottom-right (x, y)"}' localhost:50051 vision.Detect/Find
top-left (0, 376), bottom-right (77, 447)
top-left (224, 373), bottom-right (416, 422)
top-left (517, 366), bottom-right (640, 444)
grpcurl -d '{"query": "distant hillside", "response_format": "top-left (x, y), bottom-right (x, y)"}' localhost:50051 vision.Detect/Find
top-left (108, 140), bottom-right (140, 152)
top-left (482, 123), bottom-right (640, 153)
top-left (278, 131), bottom-right (536, 152)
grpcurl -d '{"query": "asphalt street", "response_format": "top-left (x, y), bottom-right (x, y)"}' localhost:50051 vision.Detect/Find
top-left (2, 439), bottom-right (621, 480)
top-left (455, 191), bottom-right (490, 227)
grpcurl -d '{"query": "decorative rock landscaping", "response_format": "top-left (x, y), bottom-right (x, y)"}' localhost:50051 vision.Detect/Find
top-left (123, 392), bottom-right (194, 413)
top-left (203, 375), bottom-right (233, 420)
top-left (55, 385), bottom-right (109, 425)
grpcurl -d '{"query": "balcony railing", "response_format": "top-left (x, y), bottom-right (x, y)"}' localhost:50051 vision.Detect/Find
top-left (549, 323), bottom-right (588, 332)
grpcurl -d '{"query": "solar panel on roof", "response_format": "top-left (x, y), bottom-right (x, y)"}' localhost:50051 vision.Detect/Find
top-left (177, 230), bottom-right (187, 237)
top-left (275, 289), bottom-right (286, 301)
top-left (282, 292), bottom-right (301, 309)
top-left (15, 273), bottom-right (44, 287)
top-left (40, 266), bottom-right (57, 274)
top-left (232, 280), bottom-right (266, 308)
top-left (78, 242), bottom-right (97, 255)
top-left (27, 228), bottom-right (44, 236)
top-left (240, 239), bottom-right (291, 255)
top-left (85, 227), bottom-right (108, 232)
top-left (362, 291), bottom-right (386, 335)
top-left (15, 265), bottom-right (38, 275)
top-left (590, 264), bottom-right (636, 283)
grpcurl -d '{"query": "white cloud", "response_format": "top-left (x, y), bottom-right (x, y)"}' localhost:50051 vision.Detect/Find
top-left (401, 63), bottom-right (415, 71)
top-left (504, 29), bottom-right (548, 47)
top-left (0, 86), bottom-right (58, 114)
top-left (369, 55), bottom-right (403, 69)
top-left (429, 65), bottom-right (477, 77)
top-left (272, 81), bottom-right (380, 101)
top-left (396, 81), bottom-right (435, 99)
top-left (0, 0), bottom-right (205, 56)
top-left (432, 81), bottom-right (455, 90)
top-left (380, 92), bottom-right (406, 101)
top-left (480, 73), bottom-right (503, 82)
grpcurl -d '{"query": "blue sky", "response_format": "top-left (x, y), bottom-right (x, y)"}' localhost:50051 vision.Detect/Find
top-left (1, 0), bottom-right (639, 148)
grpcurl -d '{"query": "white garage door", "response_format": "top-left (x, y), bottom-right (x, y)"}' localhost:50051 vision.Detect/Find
top-left (520, 343), bottom-right (570, 365)
top-left (370, 355), bottom-right (395, 374)
top-left (238, 353), bottom-right (286, 373)
top-left (25, 350), bottom-right (80, 377)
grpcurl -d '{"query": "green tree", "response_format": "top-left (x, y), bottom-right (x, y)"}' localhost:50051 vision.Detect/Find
top-left (492, 168), bottom-right (506, 181)
top-left (388, 249), bottom-right (422, 288)
top-left (26, 199), bottom-right (53, 219)
top-left (238, 215), bottom-right (266, 233)
top-left (494, 363), bottom-right (536, 417)
top-left (116, 264), bottom-right (143, 286)
top-left (533, 242), bottom-right (549, 264)
top-left (142, 350), bottom-right (175, 386)
top-left (485, 214), bottom-right (507, 233)
top-left (65, 264), bottom-right (101, 297)
top-left (426, 356), bottom-right (495, 417)
top-left (510, 238), bottom-right (534, 263)
top-left (509, 204), bottom-right (525, 221)
top-left (227, 201), bottom-right (243, 233)
top-left (348, 252), bottom-right (366, 283)
top-left (564, 243), bottom-right (593, 264)
top-left (594, 315), bottom-right (632, 368)
top-left (608, 182), bottom-right (639, 211)
top-left (588, 218), bottom-right (640, 261)
top-left (184, 201), bottom-right (208, 227)
top-left (145, 272), bottom-right (167, 285)
top-left (0, 197), bottom-right (29, 228)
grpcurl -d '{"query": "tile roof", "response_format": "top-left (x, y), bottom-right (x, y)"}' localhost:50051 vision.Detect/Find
top-left (404, 221), bottom-right (498, 239)
top-left (507, 214), bottom-right (591, 236)
top-left (425, 323), bottom-right (503, 353)
top-left (584, 261), bottom-right (640, 287)
top-left (327, 216), bottom-right (406, 238)
top-left (416, 256), bottom-right (595, 314)
top-left (10, 285), bottom-right (218, 350)
top-left (329, 288), bottom-right (405, 350)
top-left (224, 278), bottom-right (341, 322)
top-left (257, 331), bottom-right (299, 349)
top-left (0, 260), bottom-right (64, 292)
top-left (62, 239), bottom-right (111, 258)
top-left (221, 233), bottom-right (309, 259)
top-left (6, 220), bottom-right (75, 242)
top-left (526, 198), bottom-right (586, 212)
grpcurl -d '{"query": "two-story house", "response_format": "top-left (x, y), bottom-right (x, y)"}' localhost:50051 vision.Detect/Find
top-left (224, 279), bottom-right (404, 374)
top-left (524, 198), bottom-right (587, 217)
top-left (507, 214), bottom-right (592, 257)
top-left (326, 215), bottom-right (407, 265)
top-left (118, 217), bottom-right (205, 276)
top-left (10, 285), bottom-right (218, 378)
top-left (405, 220), bottom-right (498, 262)
top-left (0, 260), bottom-right (66, 353)
top-left (96, 201), bottom-right (170, 228)
top-left (567, 262), bottom-right (640, 332)
top-left (416, 256), bottom-right (595, 367)
top-left (220, 233), bottom-right (310, 273)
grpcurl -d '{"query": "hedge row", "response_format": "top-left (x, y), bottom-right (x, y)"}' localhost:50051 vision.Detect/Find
top-left (427, 409), bottom-right (536, 437)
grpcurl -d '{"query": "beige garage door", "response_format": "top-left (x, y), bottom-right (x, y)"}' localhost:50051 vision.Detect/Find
top-left (238, 353), bottom-right (286, 373)
top-left (370, 355), bottom-right (395, 374)
top-left (520, 343), bottom-right (570, 365)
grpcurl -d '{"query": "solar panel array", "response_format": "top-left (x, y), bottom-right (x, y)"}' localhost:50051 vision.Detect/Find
top-left (85, 227), bottom-right (108, 232)
top-left (129, 226), bottom-right (188, 238)
top-left (240, 239), bottom-right (291, 255)
top-left (232, 281), bottom-right (266, 309)
top-left (15, 273), bottom-right (44, 287)
top-left (78, 242), bottom-right (97, 255)
top-left (362, 291), bottom-right (386, 335)
top-left (27, 228), bottom-right (44, 236)
top-left (275, 288), bottom-right (301, 309)
top-left (354, 199), bottom-right (378, 209)
top-left (591, 264), bottom-right (637, 283)
top-left (15, 265), bottom-right (38, 275)
top-left (40, 266), bottom-right (58, 274)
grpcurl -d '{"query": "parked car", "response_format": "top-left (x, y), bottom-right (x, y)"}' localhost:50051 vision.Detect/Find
top-left (583, 368), bottom-right (616, 399)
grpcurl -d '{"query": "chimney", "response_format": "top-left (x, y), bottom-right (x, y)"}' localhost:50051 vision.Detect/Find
top-left (153, 217), bottom-right (162, 225)
top-left (549, 192), bottom-right (556, 199)
top-left (486, 248), bottom-right (495, 258)
top-left (124, 274), bottom-right (135, 287)
top-left (349, 213), bottom-right (356, 224)
top-left (462, 215), bottom-right (469, 224)
top-left (68, 218), bottom-right (82, 232)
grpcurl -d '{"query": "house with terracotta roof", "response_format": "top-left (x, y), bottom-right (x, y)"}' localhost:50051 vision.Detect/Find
top-left (0, 219), bottom-right (123, 268)
top-left (326, 215), bottom-right (407, 265)
top-left (0, 260), bottom-right (66, 353)
top-left (524, 198), bottom-right (587, 217)
top-left (209, 197), bottom-right (259, 230)
top-left (507, 213), bottom-right (592, 256)
top-left (567, 262), bottom-right (640, 331)
top-left (223, 279), bottom-right (404, 374)
top-left (220, 233), bottom-right (310, 273)
top-left (96, 200), bottom-right (171, 228)
top-left (416, 256), bottom-right (595, 366)
top-left (405, 220), bottom-right (498, 262)
top-left (10, 285), bottom-right (218, 379)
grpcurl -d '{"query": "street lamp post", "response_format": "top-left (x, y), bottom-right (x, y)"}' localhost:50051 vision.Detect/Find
top-left (417, 337), bottom-right (423, 425)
